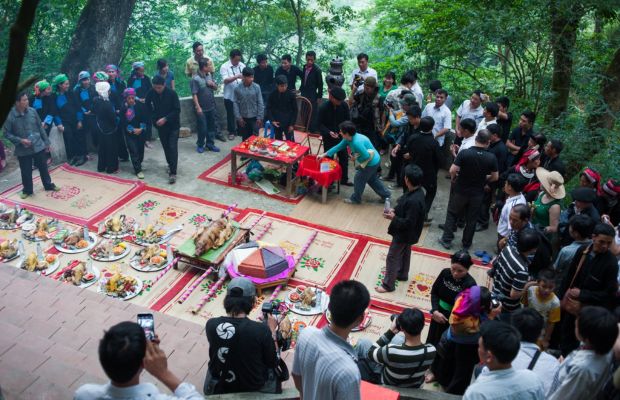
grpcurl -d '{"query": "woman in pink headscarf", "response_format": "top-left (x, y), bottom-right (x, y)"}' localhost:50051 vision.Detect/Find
top-left (427, 286), bottom-right (499, 395)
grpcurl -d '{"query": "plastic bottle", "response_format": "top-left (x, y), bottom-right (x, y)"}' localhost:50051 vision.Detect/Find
top-left (384, 198), bottom-right (391, 214)
top-left (264, 120), bottom-right (274, 139)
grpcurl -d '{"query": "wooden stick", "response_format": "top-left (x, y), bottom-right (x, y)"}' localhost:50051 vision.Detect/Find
top-left (178, 267), bottom-right (213, 304)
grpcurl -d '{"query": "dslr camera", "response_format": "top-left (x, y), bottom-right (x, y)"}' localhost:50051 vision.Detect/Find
top-left (353, 74), bottom-right (365, 88)
top-left (390, 313), bottom-right (401, 331)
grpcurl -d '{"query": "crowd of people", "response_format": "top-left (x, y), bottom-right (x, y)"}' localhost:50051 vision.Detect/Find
top-left (3, 43), bottom-right (620, 400)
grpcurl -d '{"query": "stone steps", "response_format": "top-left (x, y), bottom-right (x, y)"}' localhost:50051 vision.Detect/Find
top-left (0, 266), bottom-right (211, 399)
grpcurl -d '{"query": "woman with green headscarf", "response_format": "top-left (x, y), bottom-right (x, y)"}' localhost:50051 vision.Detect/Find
top-left (29, 80), bottom-right (55, 134)
top-left (51, 73), bottom-right (84, 165)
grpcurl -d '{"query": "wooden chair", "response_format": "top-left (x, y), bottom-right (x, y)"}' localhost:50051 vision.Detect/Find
top-left (294, 96), bottom-right (317, 153)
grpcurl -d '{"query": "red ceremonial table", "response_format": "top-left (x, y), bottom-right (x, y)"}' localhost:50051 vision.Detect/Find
top-left (230, 136), bottom-right (310, 197)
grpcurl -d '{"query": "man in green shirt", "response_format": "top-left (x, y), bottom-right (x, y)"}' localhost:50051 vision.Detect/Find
top-left (319, 121), bottom-right (391, 204)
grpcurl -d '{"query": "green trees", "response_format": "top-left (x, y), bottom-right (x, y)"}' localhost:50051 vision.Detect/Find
top-left (184, 0), bottom-right (353, 66)
top-left (372, 0), bottom-right (620, 180)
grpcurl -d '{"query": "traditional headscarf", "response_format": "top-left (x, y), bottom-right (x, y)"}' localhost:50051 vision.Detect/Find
top-left (78, 71), bottom-right (90, 81)
top-left (516, 148), bottom-right (540, 169)
top-left (451, 286), bottom-right (482, 318)
top-left (448, 286), bottom-right (483, 336)
top-left (602, 179), bottom-right (620, 198)
top-left (93, 71), bottom-right (109, 83)
top-left (132, 61), bottom-right (145, 70)
top-left (123, 88), bottom-right (136, 98)
top-left (104, 64), bottom-right (121, 78)
top-left (52, 74), bottom-right (69, 92)
top-left (95, 81), bottom-right (111, 100)
top-left (581, 167), bottom-right (601, 192)
top-left (34, 80), bottom-right (50, 96)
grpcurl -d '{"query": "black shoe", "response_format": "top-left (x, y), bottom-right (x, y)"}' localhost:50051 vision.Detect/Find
top-left (438, 238), bottom-right (453, 250)
top-left (74, 156), bottom-right (87, 166)
top-left (341, 181), bottom-right (353, 187)
top-left (438, 224), bottom-right (457, 233)
top-left (397, 276), bottom-right (409, 281)
top-left (216, 134), bottom-right (227, 142)
top-left (475, 224), bottom-right (488, 232)
top-left (383, 176), bottom-right (395, 182)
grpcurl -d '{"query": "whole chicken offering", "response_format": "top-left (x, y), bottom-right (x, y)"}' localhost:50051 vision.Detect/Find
top-left (193, 217), bottom-right (234, 257)
top-left (105, 215), bottom-right (126, 233)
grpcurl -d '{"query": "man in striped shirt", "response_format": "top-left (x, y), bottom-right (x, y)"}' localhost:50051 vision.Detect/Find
top-left (355, 308), bottom-right (436, 387)
top-left (492, 228), bottom-right (540, 319)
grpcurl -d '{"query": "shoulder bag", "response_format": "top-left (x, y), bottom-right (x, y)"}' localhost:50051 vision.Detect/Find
top-left (560, 248), bottom-right (588, 316)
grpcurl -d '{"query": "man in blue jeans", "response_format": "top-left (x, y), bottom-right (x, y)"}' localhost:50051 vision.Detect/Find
top-left (191, 58), bottom-right (220, 153)
top-left (319, 121), bottom-right (390, 204)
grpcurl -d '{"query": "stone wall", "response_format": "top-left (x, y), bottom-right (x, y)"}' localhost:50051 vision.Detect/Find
top-left (179, 95), bottom-right (228, 136)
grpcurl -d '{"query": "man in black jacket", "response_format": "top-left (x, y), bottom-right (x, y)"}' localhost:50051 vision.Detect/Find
top-left (274, 54), bottom-right (303, 93)
top-left (265, 75), bottom-right (298, 141)
top-left (318, 87), bottom-right (351, 185)
top-left (406, 116), bottom-right (441, 224)
top-left (299, 51), bottom-right (323, 132)
top-left (146, 75), bottom-right (181, 184)
top-left (377, 164), bottom-right (426, 293)
top-left (558, 223), bottom-right (619, 356)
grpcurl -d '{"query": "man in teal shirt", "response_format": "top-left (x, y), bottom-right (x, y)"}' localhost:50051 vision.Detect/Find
top-left (319, 121), bottom-right (391, 204)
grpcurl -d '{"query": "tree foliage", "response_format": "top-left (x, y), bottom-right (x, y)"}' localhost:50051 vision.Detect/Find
top-left (183, 0), bottom-right (354, 65)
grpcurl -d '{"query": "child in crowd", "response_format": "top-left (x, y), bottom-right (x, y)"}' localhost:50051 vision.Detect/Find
top-left (522, 268), bottom-right (560, 350)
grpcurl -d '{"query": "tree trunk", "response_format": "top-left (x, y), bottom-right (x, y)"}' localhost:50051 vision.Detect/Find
top-left (61, 0), bottom-right (136, 82)
top-left (545, 1), bottom-right (583, 124)
top-left (289, 0), bottom-right (303, 66)
top-left (587, 46), bottom-right (620, 132)
top-left (0, 0), bottom-right (40, 127)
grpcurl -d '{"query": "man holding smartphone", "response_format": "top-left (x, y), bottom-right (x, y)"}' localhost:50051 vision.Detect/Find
top-left (377, 164), bottom-right (426, 293)
top-left (74, 321), bottom-right (202, 399)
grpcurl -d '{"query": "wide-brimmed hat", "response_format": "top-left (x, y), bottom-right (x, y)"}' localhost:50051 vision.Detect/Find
top-left (536, 168), bottom-right (565, 200)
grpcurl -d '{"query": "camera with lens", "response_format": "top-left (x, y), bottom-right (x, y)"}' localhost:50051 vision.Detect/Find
top-left (261, 301), bottom-right (290, 351)
top-left (353, 74), bottom-right (365, 88)
top-left (490, 294), bottom-right (501, 309)
top-left (390, 313), bottom-right (401, 331)
top-left (262, 301), bottom-right (280, 318)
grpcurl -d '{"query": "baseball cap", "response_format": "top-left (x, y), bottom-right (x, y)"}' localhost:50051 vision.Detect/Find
top-left (330, 87), bottom-right (346, 101)
top-left (400, 93), bottom-right (418, 107)
top-left (571, 187), bottom-right (597, 203)
top-left (227, 277), bottom-right (256, 297)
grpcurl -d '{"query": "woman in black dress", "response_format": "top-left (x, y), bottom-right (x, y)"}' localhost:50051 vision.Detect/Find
top-left (426, 250), bottom-right (476, 346)
top-left (93, 82), bottom-right (119, 173)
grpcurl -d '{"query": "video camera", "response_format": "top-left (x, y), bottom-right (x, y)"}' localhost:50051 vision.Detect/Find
top-left (262, 301), bottom-right (290, 351)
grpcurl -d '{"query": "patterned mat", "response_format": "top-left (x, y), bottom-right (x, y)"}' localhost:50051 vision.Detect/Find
top-left (197, 154), bottom-right (307, 204)
top-left (0, 164), bottom-right (144, 225)
top-left (90, 187), bottom-right (240, 248)
top-left (350, 241), bottom-right (491, 313)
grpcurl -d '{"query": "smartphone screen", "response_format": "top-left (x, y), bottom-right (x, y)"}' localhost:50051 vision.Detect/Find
top-left (137, 313), bottom-right (155, 341)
